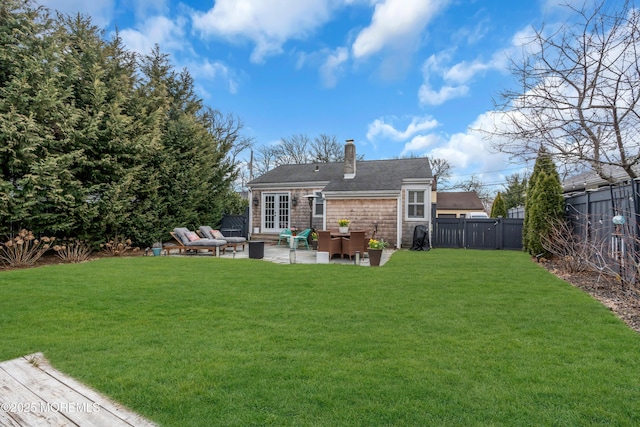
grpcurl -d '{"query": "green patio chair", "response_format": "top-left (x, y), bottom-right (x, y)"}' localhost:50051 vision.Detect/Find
top-left (290, 228), bottom-right (312, 250)
top-left (277, 228), bottom-right (292, 246)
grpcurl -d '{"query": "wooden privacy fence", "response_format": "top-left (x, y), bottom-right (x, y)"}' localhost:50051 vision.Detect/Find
top-left (434, 218), bottom-right (524, 250)
top-left (564, 182), bottom-right (640, 244)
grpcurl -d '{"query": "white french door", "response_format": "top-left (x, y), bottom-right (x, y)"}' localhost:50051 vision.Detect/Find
top-left (263, 193), bottom-right (290, 232)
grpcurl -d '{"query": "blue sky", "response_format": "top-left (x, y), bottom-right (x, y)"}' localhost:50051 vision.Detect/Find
top-left (36, 0), bottom-right (584, 189)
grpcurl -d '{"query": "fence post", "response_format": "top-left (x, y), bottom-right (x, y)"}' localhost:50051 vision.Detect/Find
top-left (633, 179), bottom-right (640, 263)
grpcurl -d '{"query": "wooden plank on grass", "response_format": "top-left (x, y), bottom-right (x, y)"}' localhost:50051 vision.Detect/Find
top-left (0, 353), bottom-right (156, 426)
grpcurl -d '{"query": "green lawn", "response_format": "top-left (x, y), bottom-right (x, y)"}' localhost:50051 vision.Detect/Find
top-left (1, 249), bottom-right (639, 426)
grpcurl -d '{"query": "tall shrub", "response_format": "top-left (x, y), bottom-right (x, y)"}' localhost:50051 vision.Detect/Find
top-left (524, 148), bottom-right (564, 256)
top-left (490, 192), bottom-right (507, 218)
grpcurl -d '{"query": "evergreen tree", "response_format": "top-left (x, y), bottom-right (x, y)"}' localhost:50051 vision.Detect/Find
top-left (523, 148), bottom-right (564, 255)
top-left (490, 192), bottom-right (507, 218)
top-left (0, 0), bottom-right (81, 234)
top-left (502, 173), bottom-right (527, 210)
top-left (0, 4), bottom-right (247, 245)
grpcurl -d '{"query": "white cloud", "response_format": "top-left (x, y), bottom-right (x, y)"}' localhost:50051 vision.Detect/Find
top-left (191, 0), bottom-right (336, 63)
top-left (418, 51), bottom-right (469, 105)
top-left (400, 134), bottom-right (443, 154)
top-left (367, 115), bottom-right (440, 141)
top-left (119, 15), bottom-right (189, 55)
top-left (444, 51), bottom-right (509, 85)
top-left (187, 59), bottom-right (241, 94)
top-left (418, 42), bottom-right (511, 105)
top-left (418, 84), bottom-right (469, 106)
top-left (362, 110), bottom-right (521, 187)
top-left (37, 0), bottom-right (115, 27)
top-left (319, 47), bottom-right (350, 88)
top-left (424, 111), bottom-right (518, 186)
top-left (132, 0), bottom-right (169, 17)
top-left (351, 0), bottom-right (450, 59)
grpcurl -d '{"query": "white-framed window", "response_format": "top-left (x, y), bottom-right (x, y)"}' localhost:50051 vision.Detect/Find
top-left (407, 190), bottom-right (426, 219)
top-left (313, 191), bottom-right (324, 217)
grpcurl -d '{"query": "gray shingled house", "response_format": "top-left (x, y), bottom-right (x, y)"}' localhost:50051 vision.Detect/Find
top-left (247, 141), bottom-right (433, 248)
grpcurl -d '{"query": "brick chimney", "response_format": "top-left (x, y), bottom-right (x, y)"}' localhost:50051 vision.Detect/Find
top-left (344, 139), bottom-right (356, 179)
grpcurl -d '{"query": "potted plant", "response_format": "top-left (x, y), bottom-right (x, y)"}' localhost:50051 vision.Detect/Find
top-left (310, 231), bottom-right (318, 250)
top-left (338, 219), bottom-right (350, 234)
top-left (367, 238), bottom-right (387, 267)
top-left (151, 241), bottom-right (163, 256)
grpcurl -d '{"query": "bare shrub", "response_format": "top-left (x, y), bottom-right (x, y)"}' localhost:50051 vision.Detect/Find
top-left (0, 230), bottom-right (54, 268)
top-left (541, 219), bottom-right (622, 282)
top-left (541, 220), bottom-right (590, 273)
top-left (100, 235), bottom-right (138, 256)
top-left (53, 238), bottom-right (92, 263)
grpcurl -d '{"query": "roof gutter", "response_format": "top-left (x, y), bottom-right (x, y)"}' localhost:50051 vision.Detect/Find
top-left (323, 190), bottom-right (400, 199)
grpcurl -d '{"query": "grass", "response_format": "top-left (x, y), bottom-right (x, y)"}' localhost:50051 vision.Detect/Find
top-left (1, 249), bottom-right (640, 426)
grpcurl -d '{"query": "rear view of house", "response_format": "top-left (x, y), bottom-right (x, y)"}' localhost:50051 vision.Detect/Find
top-left (247, 141), bottom-right (433, 248)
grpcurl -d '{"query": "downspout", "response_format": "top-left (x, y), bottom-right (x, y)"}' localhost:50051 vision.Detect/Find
top-left (248, 188), bottom-right (253, 239)
top-left (397, 195), bottom-right (402, 249)
top-left (322, 192), bottom-right (327, 231)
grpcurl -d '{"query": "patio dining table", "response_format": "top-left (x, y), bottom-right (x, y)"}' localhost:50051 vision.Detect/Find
top-left (329, 229), bottom-right (366, 238)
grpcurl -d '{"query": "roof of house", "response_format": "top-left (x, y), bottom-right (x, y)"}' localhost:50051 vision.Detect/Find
top-left (248, 158), bottom-right (432, 191)
top-left (562, 164), bottom-right (638, 193)
top-left (436, 192), bottom-right (484, 210)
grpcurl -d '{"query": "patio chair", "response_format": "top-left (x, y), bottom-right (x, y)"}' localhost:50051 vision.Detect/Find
top-left (341, 231), bottom-right (365, 260)
top-left (287, 228), bottom-right (312, 250)
top-left (169, 227), bottom-right (227, 256)
top-left (317, 230), bottom-right (341, 258)
top-left (199, 226), bottom-right (246, 251)
top-left (277, 228), bottom-right (292, 246)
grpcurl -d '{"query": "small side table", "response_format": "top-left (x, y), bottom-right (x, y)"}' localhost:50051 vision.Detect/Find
top-left (248, 241), bottom-right (264, 259)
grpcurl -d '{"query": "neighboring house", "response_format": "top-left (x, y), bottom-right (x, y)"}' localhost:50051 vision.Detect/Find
top-left (563, 165), bottom-right (639, 195)
top-left (434, 191), bottom-right (485, 218)
top-left (247, 141), bottom-right (433, 248)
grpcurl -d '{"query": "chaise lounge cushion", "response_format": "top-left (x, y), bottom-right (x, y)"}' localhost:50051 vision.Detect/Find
top-left (199, 226), bottom-right (246, 244)
top-left (173, 227), bottom-right (226, 247)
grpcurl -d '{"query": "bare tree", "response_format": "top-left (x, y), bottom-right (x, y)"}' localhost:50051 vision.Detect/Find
top-left (310, 134), bottom-right (343, 162)
top-left (253, 145), bottom-right (279, 176)
top-left (445, 175), bottom-right (496, 211)
top-left (429, 157), bottom-right (452, 188)
top-left (202, 107), bottom-right (254, 167)
top-left (274, 134), bottom-right (312, 165)
top-left (251, 133), bottom-right (365, 179)
top-left (485, 0), bottom-right (640, 182)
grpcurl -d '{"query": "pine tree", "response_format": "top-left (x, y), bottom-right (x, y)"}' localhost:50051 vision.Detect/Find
top-left (523, 148), bottom-right (564, 255)
top-left (490, 192), bottom-right (507, 218)
top-left (0, 0), bottom-right (80, 234)
top-left (0, 4), bottom-right (247, 245)
top-left (502, 173), bottom-right (527, 210)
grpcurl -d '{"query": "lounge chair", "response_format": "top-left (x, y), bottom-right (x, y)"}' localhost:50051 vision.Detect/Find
top-left (317, 230), bottom-right (341, 258)
top-left (277, 228), bottom-right (292, 246)
top-left (170, 227), bottom-right (227, 256)
top-left (199, 226), bottom-right (246, 251)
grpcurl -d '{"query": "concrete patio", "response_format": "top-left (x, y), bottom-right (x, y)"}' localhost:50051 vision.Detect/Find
top-left (164, 241), bottom-right (393, 266)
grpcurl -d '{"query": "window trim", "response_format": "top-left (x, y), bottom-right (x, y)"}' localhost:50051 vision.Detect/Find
top-left (405, 189), bottom-right (427, 221)
top-left (313, 191), bottom-right (324, 217)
